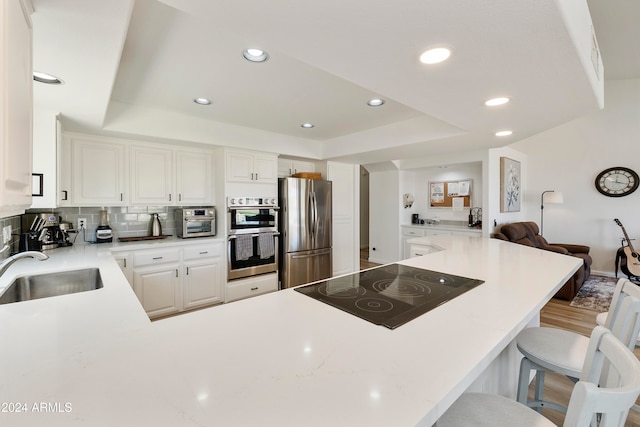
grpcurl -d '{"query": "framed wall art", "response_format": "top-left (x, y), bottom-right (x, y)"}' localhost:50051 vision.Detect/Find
top-left (500, 157), bottom-right (520, 212)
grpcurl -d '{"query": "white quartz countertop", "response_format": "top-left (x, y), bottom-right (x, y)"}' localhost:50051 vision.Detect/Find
top-left (0, 236), bottom-right (581, 426)
top-left (402, 223), bottom-right (482, 233)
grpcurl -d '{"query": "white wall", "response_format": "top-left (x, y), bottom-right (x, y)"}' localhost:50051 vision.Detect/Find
top-left (510, 78), bottom-right (640, 275)
top-left (368, 169), bottom-right (400, 264)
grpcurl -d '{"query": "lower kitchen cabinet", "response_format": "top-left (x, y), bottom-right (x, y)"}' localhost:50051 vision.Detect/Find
top-left (226, 272), bottom-right (278, 303)
top-left (183, 242), bottom-right (224, 309)
top-left (114, 240), bottom-right (224, 319)
top-left (133, 264), bottom-right (181, 319)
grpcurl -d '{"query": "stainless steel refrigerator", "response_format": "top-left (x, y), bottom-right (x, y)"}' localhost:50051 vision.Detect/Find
top-left (279, 177), bottom-right (332, 289)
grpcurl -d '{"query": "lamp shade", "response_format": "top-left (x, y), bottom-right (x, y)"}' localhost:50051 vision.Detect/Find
top-left (544, 191), bottom-right (564, 204)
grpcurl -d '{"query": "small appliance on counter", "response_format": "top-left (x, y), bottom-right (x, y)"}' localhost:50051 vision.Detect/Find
top-left (411, 214), bottom-right (420, 224)
top-left (20, 212), bottom-right (67, 251)
top-left (175, 207), bottom-right (216, 238)
top-left (96, 209), bottom-right (113, 243)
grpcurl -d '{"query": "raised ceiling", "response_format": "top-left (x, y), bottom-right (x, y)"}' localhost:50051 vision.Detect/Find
top-left (31, 0), bottom-right (639, 165)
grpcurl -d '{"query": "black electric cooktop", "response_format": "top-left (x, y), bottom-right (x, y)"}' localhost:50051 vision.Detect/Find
top-left (295, 264), bottom-right (484, 329)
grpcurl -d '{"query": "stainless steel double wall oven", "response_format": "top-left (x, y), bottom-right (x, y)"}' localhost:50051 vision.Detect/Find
top-left (227, 197), bottom-right (279, 280)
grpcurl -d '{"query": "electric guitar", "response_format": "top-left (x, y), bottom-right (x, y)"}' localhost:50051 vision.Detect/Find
top-left (614, 218), bottom-right (640, 277)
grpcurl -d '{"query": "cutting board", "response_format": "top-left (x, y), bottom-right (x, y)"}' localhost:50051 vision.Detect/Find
top-left (118, 235), bottom-right (172, 242)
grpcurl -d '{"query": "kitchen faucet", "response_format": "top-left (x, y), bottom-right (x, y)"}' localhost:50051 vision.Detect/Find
top-left (0, 245), bottom-right (49, 278)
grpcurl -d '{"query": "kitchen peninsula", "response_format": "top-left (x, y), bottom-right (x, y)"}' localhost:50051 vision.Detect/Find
top-left (0, 236), bottom-right (581, 426)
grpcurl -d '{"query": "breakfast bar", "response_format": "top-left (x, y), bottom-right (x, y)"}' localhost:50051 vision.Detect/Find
top-left (0, 236), bottom-right (581, 426)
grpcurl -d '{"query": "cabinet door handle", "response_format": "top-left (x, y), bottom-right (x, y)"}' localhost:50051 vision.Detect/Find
top-left (123, 259), bottom-right (127, 268)
top-left (255, 173), bottom-right (258, 180)
top-left (199, 251), bottom-right (208, 255)
top-left (250, 287), bottom-right (259, 291)
top-left (179, 194), bottom-right (182, 202)
top-left (251, 173), bottom-right (254, 180)
top-left (120, 193), bottom-right (123, 201)
top-left (152, 256), bottom-right (164, 260)
top-left (176, 269), bottom-right (179, 277)
top-left (186, 267), bottom-right (190, 275)
top-left (62, 190), bottom-right (68, 201)
top-left (169, 194), bottom-right (172, 202)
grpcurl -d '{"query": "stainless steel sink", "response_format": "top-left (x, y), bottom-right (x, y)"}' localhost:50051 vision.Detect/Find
top-left (0, 268), bottom-right (103, 305)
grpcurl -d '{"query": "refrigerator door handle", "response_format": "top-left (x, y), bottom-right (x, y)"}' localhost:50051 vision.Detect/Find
top-left (311, 190), bottom-right (318, 244)
top-left (291, 248), bottom-right (331, 259)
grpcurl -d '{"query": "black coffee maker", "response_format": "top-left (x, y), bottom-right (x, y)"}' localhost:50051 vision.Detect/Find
top-left (411, 214), bottom-right (420, 224)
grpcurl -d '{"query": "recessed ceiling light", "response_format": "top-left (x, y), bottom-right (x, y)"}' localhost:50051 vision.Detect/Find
top-left (419, 47), bottom-right (451, 64)
top-left (485, 97), bottom-right (510, 106)
top-left (301, 123), bottom-right (314, 128)
top-left (193, 98), bottom-right (211, 105)
top-left (33, 71), bottom-right (63, 84)
top-left (495, 130), bottom-right (513, 137)
top-left (243, 48), bottom-right (269, 63)
top-left (367, 98), bottom-right (385, 107)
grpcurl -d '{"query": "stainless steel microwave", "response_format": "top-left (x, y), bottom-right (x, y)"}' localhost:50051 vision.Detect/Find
top-left (175, 208), bottom-right (216, 238)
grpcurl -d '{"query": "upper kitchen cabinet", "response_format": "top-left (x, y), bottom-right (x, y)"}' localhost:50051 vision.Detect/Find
top-left (175, 149), bottom-right (214, 205)
top-left (60, 134), bottom-right (129, 206)
top-left (130, 144), bottom-right (214, 206)
top-left (277, 158), bottom-right (316, 178)
top-left (225, 149), bottom-right (277, 184)
top-left (0, 0), bottom-right (33, 218)
top-left (130, 145), bottom-right (173, 205)
top-left (59, 133), bottom-right (215, 207)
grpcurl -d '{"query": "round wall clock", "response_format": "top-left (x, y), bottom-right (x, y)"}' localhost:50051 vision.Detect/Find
top-left (595, 167), bottom-right (639, 197)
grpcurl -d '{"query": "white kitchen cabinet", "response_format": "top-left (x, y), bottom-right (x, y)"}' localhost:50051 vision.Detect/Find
top-left (327, 162), bottom-right (359, 276)
top-left (134, 264), bottom-right (181, 319)
top-left (401, 227), bottom-right (426, 259)
top-left (130, 145), bottom-right (214, 206)
top-left (226, 149), bottom-right (277, 184)
top-left (175, 149), bottom-right (213, 205)
top-left (132, 247), bottom-right (182, 319)
top-left (226, 272), bottom-right (278, 303)
top-left (130, 145), bottom-right (173, 205)
top-left (277, 158), bottom-right (315, 178)
top-left (61, 135), bottom-right (128, 206)
top-left (183, 242), bottom-right (223, 309)
top-left (401, 225), bottom-right (480, 259)
top-left (113, 252), bottom-right (133, 285)
top-left (125, 241), bottom-right (224, 319)
top-left (59, 134), bottom-right (215, 207)
top-left (409, 244), bottom-right (436, 258)
top-left (0, 0), bottom-right (33, 218)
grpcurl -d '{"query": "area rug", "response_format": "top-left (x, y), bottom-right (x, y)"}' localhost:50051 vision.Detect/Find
top-left (569, 275), bottom-right (618, 312)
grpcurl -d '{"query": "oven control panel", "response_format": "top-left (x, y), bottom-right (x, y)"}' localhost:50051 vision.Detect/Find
top-left (227, 196), bottom-right (277, 207)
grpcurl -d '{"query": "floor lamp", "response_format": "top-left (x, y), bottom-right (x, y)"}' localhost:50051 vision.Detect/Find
top-left (540, 190), bottom-right (564, 236)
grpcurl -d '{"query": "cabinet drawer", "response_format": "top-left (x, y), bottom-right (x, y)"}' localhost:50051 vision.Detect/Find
top-left (401, 227), bottom-right (425, 237)
top-left (226, 274), bottom-right (278, 302)
top-left (183, 242), bottom-right (223, 260)
top-left (133, 248), bottom-right (181, 267)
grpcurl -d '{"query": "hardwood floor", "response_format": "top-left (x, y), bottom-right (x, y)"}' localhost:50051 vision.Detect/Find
top-left (357, 249), bottom-right (640, 425)
top-left (360, 247), bottom-right (381, 270)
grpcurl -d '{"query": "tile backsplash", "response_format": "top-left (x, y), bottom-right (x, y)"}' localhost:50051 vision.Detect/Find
top-left (0, 214), bottom-right (21, 259)
top-left (24, 206), bottom-right (184, 245)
